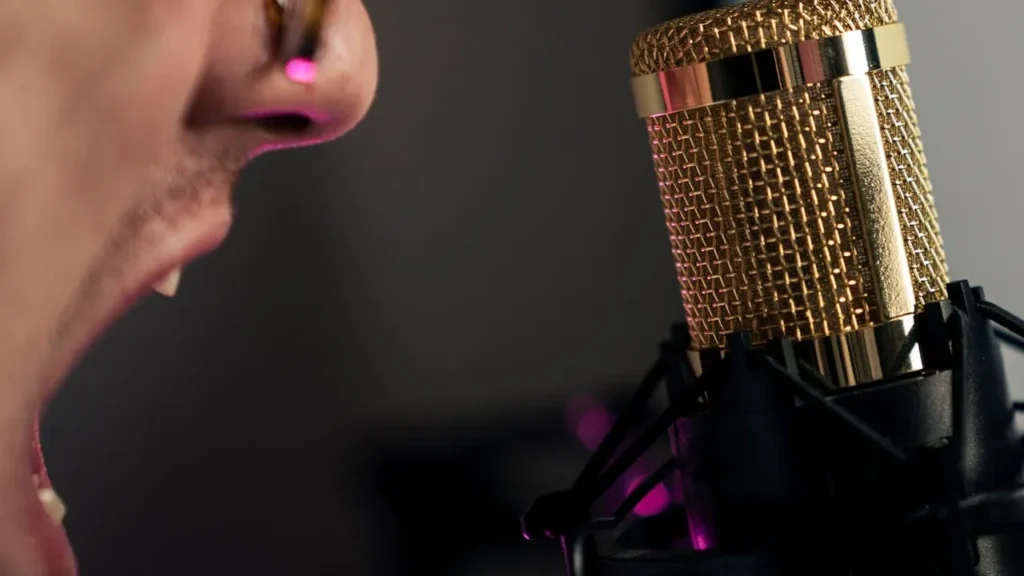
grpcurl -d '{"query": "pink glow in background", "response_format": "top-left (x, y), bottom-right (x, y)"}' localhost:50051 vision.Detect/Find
top-left (566, 394), bottom-right (670, 518)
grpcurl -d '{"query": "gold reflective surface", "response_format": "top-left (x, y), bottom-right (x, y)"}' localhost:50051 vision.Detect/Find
top-left (632, 23), bottom-right (911, 118)
top-left (630, 0), bottom-right (948, 353)
top-left (630, 0), bottom-right (898, 76)
top-left (835, 74), bottom-right (916, 321)
top-left (646, 79), bottom-right (876, 348)
top-left (688, 314), bottom-right (926, 388)
top-left (797, 314), bottom-right (922, 387)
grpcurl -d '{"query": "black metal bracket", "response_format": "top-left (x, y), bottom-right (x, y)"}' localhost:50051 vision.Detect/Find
top-left (522, 280), bottom-right (1024, 576)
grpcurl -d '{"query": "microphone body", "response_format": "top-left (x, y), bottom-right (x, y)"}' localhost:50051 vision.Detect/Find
top-left (522, 1), bottom-right (1024, 575)
top-left (630, 0), bottom-right (944, 376)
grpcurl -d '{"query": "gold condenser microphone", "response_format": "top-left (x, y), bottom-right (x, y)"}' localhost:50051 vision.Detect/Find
top-left (630, 0), bottom-right (948, 387)
top-left (522, 4), bottom-right (1024, 572)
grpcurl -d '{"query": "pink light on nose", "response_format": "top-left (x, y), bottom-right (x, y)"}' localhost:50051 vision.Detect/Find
top-left (626, 476), bottom-right (671, 518)
top-left (285, 58), bottom-right (318, 84)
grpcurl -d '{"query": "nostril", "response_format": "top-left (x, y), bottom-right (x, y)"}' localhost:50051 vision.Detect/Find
top-left (252, 113), bottom-right (314, 134)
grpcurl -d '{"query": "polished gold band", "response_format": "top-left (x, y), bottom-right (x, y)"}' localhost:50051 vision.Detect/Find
top-left (631, 22), bottom-right (911, 118)
top-left (688, 313), bottom-right (926, 388)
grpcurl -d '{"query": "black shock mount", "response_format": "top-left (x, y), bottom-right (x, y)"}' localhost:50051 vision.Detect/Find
top-left (521, 280), bottom-right (1024, 576)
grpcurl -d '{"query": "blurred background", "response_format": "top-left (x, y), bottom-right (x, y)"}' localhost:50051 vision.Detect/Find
top-left (41, 0), bottom-right (1024, 575)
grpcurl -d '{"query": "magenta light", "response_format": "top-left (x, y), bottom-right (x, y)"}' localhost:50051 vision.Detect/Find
top-left (565, 393), bottom-right (600, 424)
top-left (625, 476), bottom-right (671, 518)
top-left (575, 408), bottom-right (613, 452)
top-left (285, 58), bottom-right (318, 84)
top-left (567, 395), bottom-right (670, 517)
top-left (567, 394), bottom-right (615, 452)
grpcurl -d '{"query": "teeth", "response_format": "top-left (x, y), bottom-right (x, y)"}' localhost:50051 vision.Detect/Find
top-left (153, 267), bottom-right (182, 298)
top-left (38, 489), bottom-right (66, 526)
top-left (32, 477), bottom-right (66, 526)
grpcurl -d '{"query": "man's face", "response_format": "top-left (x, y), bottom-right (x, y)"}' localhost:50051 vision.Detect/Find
top-left (0, 1), bottom-right (378, 574)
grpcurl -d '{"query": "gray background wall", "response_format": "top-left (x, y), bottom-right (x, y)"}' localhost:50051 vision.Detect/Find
top-left (897, 1), bottom-right (1024, 385)
top-left (42, 1), bottom-right (1024, 575)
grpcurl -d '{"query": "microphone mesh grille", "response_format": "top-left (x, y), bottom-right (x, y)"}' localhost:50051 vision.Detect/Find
top-left (872, 67), bottom-right (947, 308)
top-left (631, 0), bottom-right (947, 348)
top-left (630, 0), bottom-right (898, 76)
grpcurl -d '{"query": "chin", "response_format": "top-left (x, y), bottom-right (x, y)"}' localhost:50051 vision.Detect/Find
top-left (10, 191), bottom-right (235, 576)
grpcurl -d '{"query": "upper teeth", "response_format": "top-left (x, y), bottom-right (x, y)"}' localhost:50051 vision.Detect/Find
top-left (153, 267), bottom-right (182, 298)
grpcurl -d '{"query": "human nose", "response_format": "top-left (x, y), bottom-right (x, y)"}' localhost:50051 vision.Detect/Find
top-left (188, 0), bottom-right (379, 153)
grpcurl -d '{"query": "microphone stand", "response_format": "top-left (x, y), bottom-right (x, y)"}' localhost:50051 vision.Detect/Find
top-left (521, 280), bottom-right (1024, 575)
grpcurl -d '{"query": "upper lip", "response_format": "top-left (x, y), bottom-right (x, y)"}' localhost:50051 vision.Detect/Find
top-left (35, 197), bottom-right (235, 416)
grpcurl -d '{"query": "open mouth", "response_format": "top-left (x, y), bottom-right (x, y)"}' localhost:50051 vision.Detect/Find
top-left (15, 96), bottom-right (342, 576)
top-left (20, 202), bottom-right (235, 575)
top-left (27, 265), bottom-right (184, 533)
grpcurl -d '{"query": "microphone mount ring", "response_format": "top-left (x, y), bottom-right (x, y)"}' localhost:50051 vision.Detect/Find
top-left (631, 23), bottom-right (912, 118)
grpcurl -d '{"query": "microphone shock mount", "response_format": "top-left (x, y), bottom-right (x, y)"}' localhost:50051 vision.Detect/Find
top-left (522, 281), bottom-right (1024, 576)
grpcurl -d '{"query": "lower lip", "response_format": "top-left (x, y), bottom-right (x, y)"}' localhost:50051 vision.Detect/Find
top-left (36, 502), bottom-right (76, 576)
top-left (15, 432), bottom-right (77, 576)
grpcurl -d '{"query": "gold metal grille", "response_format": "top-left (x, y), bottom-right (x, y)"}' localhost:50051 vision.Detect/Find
top-left (648, 80), bottom-right (875, 348)
top-left (632, 0), bottom-right (948, 349)
top-left (870, 68), bottom-right (948, 306)
top-left (629, 0), bottom-right (898, 77)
